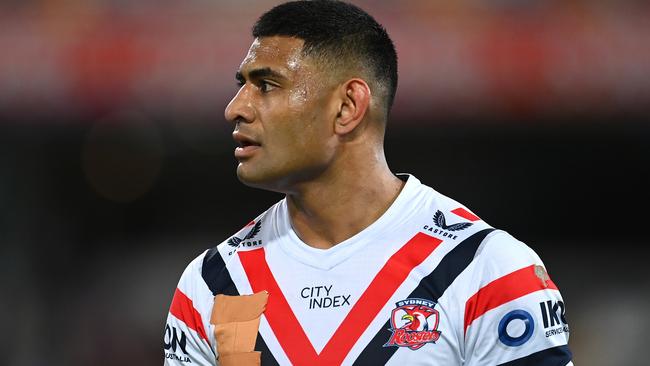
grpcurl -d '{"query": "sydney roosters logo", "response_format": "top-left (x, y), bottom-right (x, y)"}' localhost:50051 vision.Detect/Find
top-left (384, 298), bottom-right (442, 350)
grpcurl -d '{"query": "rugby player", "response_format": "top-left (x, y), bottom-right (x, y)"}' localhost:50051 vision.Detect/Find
top-left (163, 1), bottom-right (573, 365)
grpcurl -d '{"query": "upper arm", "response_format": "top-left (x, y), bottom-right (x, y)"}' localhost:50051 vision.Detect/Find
top-left (163, 252), bottom-right (218, 366)
top-left (462, 232), bottom-right (572, 366)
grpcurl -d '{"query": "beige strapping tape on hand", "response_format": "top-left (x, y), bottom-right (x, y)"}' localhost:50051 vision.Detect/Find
top-left (211, 291), bottom-right (268, 366)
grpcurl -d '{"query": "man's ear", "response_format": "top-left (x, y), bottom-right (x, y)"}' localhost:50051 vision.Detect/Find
top-left (335, 79), bottom-right (371, 136)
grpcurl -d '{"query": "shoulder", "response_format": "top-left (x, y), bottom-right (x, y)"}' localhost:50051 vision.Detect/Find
top-left (413, 177), bottom-right (544, 276)
top-left (414, 176), bottom-right (541, 275)
top-left (415, 178), bottom-right (545, 269)
top-left (411, 177), bottom-right (493, 245)
top-left (176, 249), bottom-right (211, 292)
top-left (201, 199), bottom-right (283, 295)
top-left (412, 176), bottom-right (488, 226)
top-left (474, 230), bottom-right (545, 275)
top-left (463, 231), bottom-right (567, 334)
top-left (461, 235), bottom-right (572, 364)
top-left (407, 177), bottom-right (571, 363)
top-left (461, 230), bottom-right (557, 306)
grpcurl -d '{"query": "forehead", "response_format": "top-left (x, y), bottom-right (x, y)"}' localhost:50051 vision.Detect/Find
top-left (239, 36), bottom-right (309, 75)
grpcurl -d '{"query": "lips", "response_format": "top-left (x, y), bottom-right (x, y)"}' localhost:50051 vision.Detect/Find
top-left (233, 131), bottom-right (261, 159)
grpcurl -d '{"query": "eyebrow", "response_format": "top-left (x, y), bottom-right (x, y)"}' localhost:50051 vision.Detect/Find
top-left (235, 67), bottom-right (287, 83)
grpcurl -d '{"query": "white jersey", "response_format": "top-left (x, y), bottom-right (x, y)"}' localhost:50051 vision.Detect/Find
top-left (163, 175), bottom-right (572, 365)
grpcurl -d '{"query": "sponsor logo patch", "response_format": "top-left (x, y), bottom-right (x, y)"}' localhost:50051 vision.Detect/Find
top-left (300, 285), bottom-right (352, 310)
top-left (164, 324), bottom-right (192, 363)
top-left (422, 210), bottom-right (473, 240)
top-left (227, 220), bottom-right (263, 255)
top-left (539, 300), bottom-right (570, 337)
top-left (384, 298), bottom-right (442, 350)
top-left (432, 210), bottom-right (473, 231)
top-left (498, 309), bottom-right (535, 347)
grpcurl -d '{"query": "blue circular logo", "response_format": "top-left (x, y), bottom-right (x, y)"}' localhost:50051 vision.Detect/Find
top-left (498, 309), bottom-right (534, 346)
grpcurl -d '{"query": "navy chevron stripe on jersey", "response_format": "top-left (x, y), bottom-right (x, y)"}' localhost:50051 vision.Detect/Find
top-left (353, 228), bottom-right (495, 366)
top-left (498, 345), bottom-right (572, 366)
top-left (202, 247), bottom-right (239, 296)
top-left (201, 247), bottom-right (279, 366)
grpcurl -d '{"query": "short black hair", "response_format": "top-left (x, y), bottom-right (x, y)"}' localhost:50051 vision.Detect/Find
top-left (253, 0), bottom-right (398, 117)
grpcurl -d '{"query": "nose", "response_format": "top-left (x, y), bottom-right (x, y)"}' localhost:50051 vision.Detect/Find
top-left (224, 86), bottom-right (255, 124)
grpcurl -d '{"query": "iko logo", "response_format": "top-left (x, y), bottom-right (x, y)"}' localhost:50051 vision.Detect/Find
top-left (384, 298), bottom-right (442, 350)
top-left (164, 324), bottom-right (188, 354)
top-left (498, 310), bottom-right (535, 347)
top-left (539, 300), bottom-right (569, 338)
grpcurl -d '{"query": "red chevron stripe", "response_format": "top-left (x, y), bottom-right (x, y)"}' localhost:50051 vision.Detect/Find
top-left (169, 288), bottom-right (209, 342)
top-left (238, 232), bottom-right (443, 365)
top-left (239, 250), bottom-right (317, 364)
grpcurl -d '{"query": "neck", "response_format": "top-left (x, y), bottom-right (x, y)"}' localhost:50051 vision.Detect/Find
top-left (285, 147), bottom-right (405, 249)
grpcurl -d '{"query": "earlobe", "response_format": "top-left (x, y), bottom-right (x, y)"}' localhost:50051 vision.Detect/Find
top-left (334, 79), bottom-right (371, 136)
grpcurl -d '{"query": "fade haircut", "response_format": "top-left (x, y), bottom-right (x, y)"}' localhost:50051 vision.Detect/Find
top-left (253, 0), bottom-right (398, 118)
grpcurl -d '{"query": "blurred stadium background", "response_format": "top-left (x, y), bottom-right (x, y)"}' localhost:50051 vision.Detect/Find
top-left (1, 0), bottom-right (648, 365)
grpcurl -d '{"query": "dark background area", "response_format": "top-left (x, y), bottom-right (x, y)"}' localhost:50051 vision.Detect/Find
top-left (1, 1), bottom-right (649, 365)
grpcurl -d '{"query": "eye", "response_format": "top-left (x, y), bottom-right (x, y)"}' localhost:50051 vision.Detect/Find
top-left (259, 80), bottom-right (277, 93)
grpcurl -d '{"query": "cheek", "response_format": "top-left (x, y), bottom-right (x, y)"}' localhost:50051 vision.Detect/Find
top-left (290, 87), bottom-right (333, 137)
top-left (287, 75), bottom-right (328, 120)
top-left (267, 112), bottom-right (326, 165)
top-left (268, 82), bottom-right (334, 159)
top-left (288, 85), bottom-right (308, 107)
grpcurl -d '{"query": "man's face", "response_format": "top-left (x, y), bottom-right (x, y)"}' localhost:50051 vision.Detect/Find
top-left (225, 36), bottom-right (339, 192)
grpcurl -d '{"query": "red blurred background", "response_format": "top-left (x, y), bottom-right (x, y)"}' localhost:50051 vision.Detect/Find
top-left (1, 0), bottom-right (649, 122)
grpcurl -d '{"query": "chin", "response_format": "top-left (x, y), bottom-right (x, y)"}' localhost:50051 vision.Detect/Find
top-left (237, 163), bottom-right (301, 194)
top-left (236, 164), bottom-right (279, 191)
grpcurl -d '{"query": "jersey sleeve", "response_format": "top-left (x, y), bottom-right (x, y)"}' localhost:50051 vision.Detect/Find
top-left (163, 251), bottom-right (218, 366)
top-left (462, 231), bottom-right (572, 366)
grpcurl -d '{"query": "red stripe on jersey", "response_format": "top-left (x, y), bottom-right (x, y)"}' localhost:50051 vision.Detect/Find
top-left (169, 288), bottom-right (209, 343)
top-left (451, 207), bottom-right (481, 222)
top-left (239, 249), bottom-right (317, 364)
top-left (318, 233), bottom-right (443, 365)
top-left (464, 264), bottom-right (558, 334)
top-left (238, 232), bottom-right (443, 365)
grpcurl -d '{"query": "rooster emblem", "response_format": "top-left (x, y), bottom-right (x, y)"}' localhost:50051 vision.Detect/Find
top-left (384, 298), bottom-right (442, 350)
top-left (401, 306), bottom-right (437, 331)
